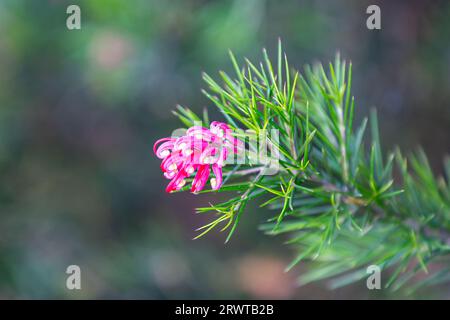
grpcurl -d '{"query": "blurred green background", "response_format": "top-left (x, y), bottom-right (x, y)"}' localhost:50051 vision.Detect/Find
top-left (0, 0), bottom-right (449, 299)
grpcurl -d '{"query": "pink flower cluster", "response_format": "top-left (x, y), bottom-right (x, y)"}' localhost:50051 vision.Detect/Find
top-left (153, 121), bottom-right (243, 193)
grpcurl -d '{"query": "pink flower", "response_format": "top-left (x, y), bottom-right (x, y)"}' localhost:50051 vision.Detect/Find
top-left (153, 122), bottom-right (242, 193)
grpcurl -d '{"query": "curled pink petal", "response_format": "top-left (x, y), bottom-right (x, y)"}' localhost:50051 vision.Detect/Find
top-left (164, 170), bottom-right (177, 179)
top-left (184, 163), bottom-right (197, 175)
top-left (187, 126), bottom-right (215, 142)
top-left (166, 170), bottom-right (188, 193)
top-left (160, 151), bottom-right (183, 172)
top-left (155, 141), bottom-right (175, 159)
top-left (210, 163), bottom-right (223, 190)
top-left (210, 121), bottom-right (230, 131)
top-left (174, 136), bottom-right (194, 151)
top-left (210, 121), bottom-right (231, 138)
top-left (191, 164), bottom-right (210, 193)
top-left (153, 138), bottom-right (175, 158)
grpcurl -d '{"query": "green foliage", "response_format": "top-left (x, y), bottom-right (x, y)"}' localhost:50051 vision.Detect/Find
top-left (173, 41), bottom-right (450, 293)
